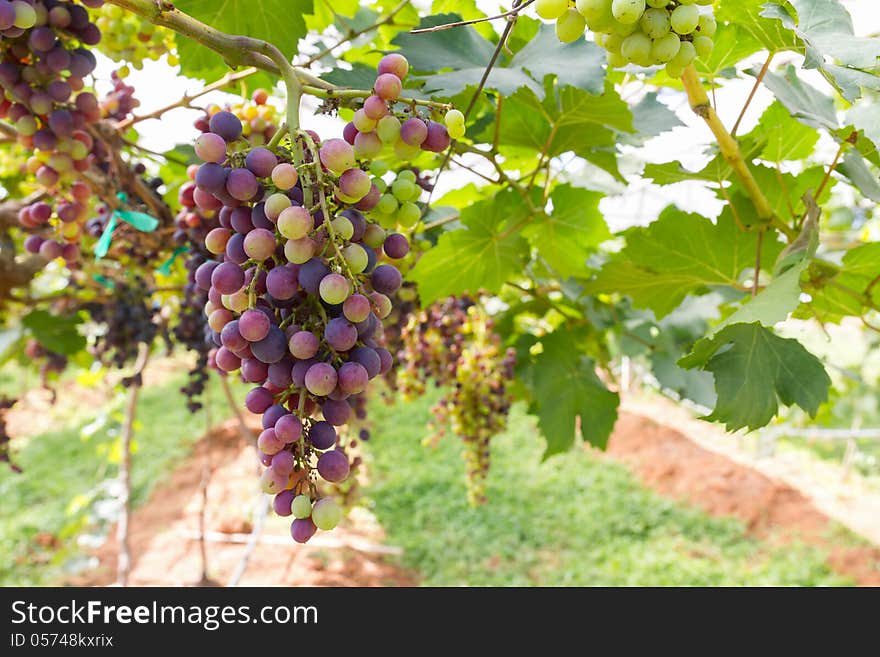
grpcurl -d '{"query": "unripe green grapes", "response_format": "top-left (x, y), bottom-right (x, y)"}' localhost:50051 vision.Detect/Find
top-left (670, 4), bottom-right (699, 34)
top-left (611, 0), bottom-right (646, 25)
top-left (693, 35), bottom-right (713, 58)
top-left (651, 32), bottom-right (681, 63)
top-left (670, 39), bottom-right (697, 68)
top-left (556, 8), bottom-right (587, 42)
top-left (577, 0), bottom-right (612, 20)
top-left (621, 32), bottom-right (652, 66)
top-left (697, 14), bottom-right (717, 37)
top-left (536, 0), bottom-right (569, 20)
top-left (639, 8), bottom-right (670, 39)
top-left (646, 0), bottom-right (668, 7)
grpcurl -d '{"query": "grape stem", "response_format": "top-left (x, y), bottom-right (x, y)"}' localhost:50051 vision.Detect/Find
top-left (731, 53), bottom-right (774, 137)
top-left (302, 85), bottom-right (451, 111)
top-left (680, 65), bottom-right (796, 240)
top-left (116, 66), bottom-right (260, 130)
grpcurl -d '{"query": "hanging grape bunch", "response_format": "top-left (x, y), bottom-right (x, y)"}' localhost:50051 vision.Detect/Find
top-left (88, 1), bottom-right (176, 69)
top-left (1, 0), bottom-right (105, 263)
top-left (537, 0), bottom-right (716, 77)
top-left (191, 54), bottom-right (447, 544)
top-left (397, 296), bottom-right (515, 504)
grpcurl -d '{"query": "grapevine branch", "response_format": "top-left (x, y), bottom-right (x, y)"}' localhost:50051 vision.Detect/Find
top-left (731, 53), bottom-right (774, 137)
top-left (117, 66), bottom-right (260, 130)
top-left (681, 65), bottom-right (796, 240)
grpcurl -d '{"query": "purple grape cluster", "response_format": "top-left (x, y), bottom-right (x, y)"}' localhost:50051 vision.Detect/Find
top-left (1, 1), bottom-right (105, 262)
top-left (190, 109), bottom-right (411, 543)
top-left (342, 53), bottom-right (451, 163)
top-left (99, 66), bottom-right (138, 120)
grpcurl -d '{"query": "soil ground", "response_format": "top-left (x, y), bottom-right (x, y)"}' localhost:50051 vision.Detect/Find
top-left (72, 405), bottom-right (880, 587)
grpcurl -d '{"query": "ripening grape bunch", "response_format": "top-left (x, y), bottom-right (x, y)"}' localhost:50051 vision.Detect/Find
top-left (536, 0), bottom-right (717, 78)
top-left (364, 163), bottom-right (427, 232)
top-left (88, 1), bottom-right (176, 69)
top-left (190, 89), bottom-right (417, 543)
top-left (197, 89), bottom-right (280, 148)
top-left (1, 0), bottom-right (106, 262)
top-left (99, 67), bottom-right (138, 120)
top-left (398, 296), bottom-right (515, 504)
top-left (341, 53), bottom-right (463, 168)
top-left (83, 275), bottom-right (160, 375)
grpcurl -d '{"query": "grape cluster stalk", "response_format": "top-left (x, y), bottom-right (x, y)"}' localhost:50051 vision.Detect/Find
top-left (190, 54), bottom-right (452, 543)
top-left (397, 296), bottom-right (516, 504)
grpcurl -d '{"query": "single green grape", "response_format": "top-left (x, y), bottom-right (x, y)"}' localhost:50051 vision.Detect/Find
top-left (651, 33), bottom-right (681, 63)
top-left (604, 32), bottom-right (624, 54)
top-left (621, 32), bottom-right (652, 65)
top-left (556, 8), bottom-right (587, 42)
top-left (666, 62), bottom-right (685, 78)
top-left (291, 495), bottom-right (312, 520)
top-left (397, 170), bottom-right (417, 184)
top-left (376, 193), bottom-right (399, 215)
top-left (639, 8), bottom-right (670, 39)
top-left (576, 0), bottom-right (613, 20)
top-left (670, 39), bottom-right (697, 67)
top-left (396, 202), bottom-right (421, 228)
top-left (612, 18), bottom-right (639, 36)
top-left (607, 51), bottom-right (628, 67)
top-left (611, 0), bottom-right (646, 25)
top-left (536, 0), bottom-right (569, 20)
top-left (670, 4), bottom-right (699, 34)
top-left (693, 35), bottom-right (713, 58)
top-left (697, 14), bottom-right (717, 37)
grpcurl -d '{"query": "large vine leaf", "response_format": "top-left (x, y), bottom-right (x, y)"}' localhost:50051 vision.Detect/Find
top-left (760, 66), bottom-right (838, 131)
top-left (752, 101), bottom-right (820, 162)
top-left (21, 310), bottom-right (86, 355)
top-left (409, 192), bottom-right (530, 306)
top-left (678, 323), bottom-right (831, 431)
top-left (174, 0), bottom-right (313, 81)
top-left (716, 0), bottom-right (800, 53)
top-left (763, 0), bottom-right (880, 101)
top-left (525, 330), bottom-right (619, 456)
top-left (392, 17), bottom-right (605, 99)
top-left (582, 207), bottom-right (783, 319)
top-left (523, 185), bottom-right (609, 278)
top-left (695, 23), bottom-right (763, 79)
top-left (492, 82), bottom-right (631, 180)
top-left (798, 242), bottom-right (880, 322)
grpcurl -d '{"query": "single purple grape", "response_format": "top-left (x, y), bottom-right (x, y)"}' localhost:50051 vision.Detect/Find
top-left (324, 318), bottom-right (358, 352)
top-left (337, 362), bottom-right (368, 394)
top-left (274, 490), bottom-right (295, 517)
top-left (304, 362), bottom-right (338, 396)
top-left (383, 233), bottom-right (410, 259)
top-left (321, 399), bottom-right (351, 426)
top-left (211, 261), bottom-right (245, 295)
top-left (298, 258), bottom-right (330, 296)
top-left (262, 404), bottom-right (288, 430)
top-left (291, 517), bottom-right (317, 543)
top-left (350, 346), bottom-right (381, 379)
top-left (209, 110), bottom-right (243, 141)
top-left (317, 450), bottom-right (350, 483)
top-left (371, 264), bottom-right (402, 294)
top-left (275, 414), bottom-right (302, 443)
top-left (251, 326), bottom-right (287, 364)
top-left (289, 330), bottom-right (319, 360)
top-left (245, 147), bottom-right (277, 178)
top-left (239, 309), bottom-right (271, 342)
top-left (309, 421), bottom-right (337, 450)
top-left (245, 386), bottom-right (274, 414)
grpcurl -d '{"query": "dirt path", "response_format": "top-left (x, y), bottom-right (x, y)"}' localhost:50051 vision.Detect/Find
top-left (74, 417), bottom-right (416, 587)
top-left (606, 409), bottom-right (880, 586)
top-left (72, 404), bottom-right (879, 586)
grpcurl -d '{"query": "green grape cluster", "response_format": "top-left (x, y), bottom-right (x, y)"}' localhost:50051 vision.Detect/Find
top-left (365, 163), bottom-right (425, 231)
top-left (537, 0), bottom-right (717, 78)
top-left (90, 3), bottom-right (177, 69)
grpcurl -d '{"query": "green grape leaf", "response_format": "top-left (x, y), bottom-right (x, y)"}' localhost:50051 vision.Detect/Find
top-left (753, 101), bottom-right (820, 162)
top-left (320, 62), bottom-right (379, 89)
top-left (393, 18), bottom-right (605, 99)
top-left (525, 330), bottom-right (619, 456)
top-left (762, 0), bottom-right (880, 100)
top-left (493, 83), bottom-right (631, 180)
top-left (837, 150), bottom-right (880, 202)
top-left (695, 23), bottom-right (763, 79)
top-left (174, 0), bottom-right (312, 81)
top-left (678, 322), bottom-right (831, 431)
top-left (716, 0), bottom-right (801, 53)
top-left (799, 242), bottom-right (880, 322)
top-left (507, 23), bottom-right (606, 96)
top-left (760, 65), bottom-right (839, 131)
top-left (643, 138), bottom-right (766, 185)
top-left (21, 310), bottom-right (86, 355)
top-left (650, 353), bottom-right (717, 409)
top-left (523, 184), bottom-right (610, 278)
top-left (409, 192), bottom-right (530, 305)
top-left (712, 201), bottom-right (819, 333)
top-left (786, 0), bottom-right (880, 70)
top-left (582, 207), bottom-right (783, 319)
top-left (626, 92), bottom-right (683, 144)
top-left (745, 165), bottom-right (832, 223)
